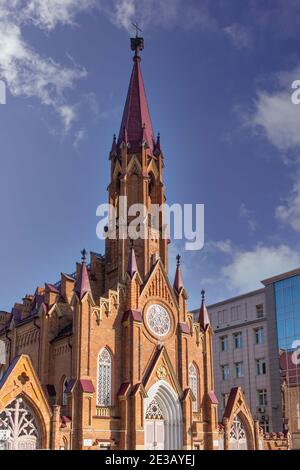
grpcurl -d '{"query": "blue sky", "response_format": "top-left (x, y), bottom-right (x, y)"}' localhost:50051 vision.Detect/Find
top-left (1, 0), bottom-right (300, 312)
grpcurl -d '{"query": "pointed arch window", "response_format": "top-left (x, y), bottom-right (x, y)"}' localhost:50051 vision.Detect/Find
top-left (97, 348), bottom-right (112, 406)
top-left (189, 363), bottom-right (199, 412)
top-left (62, 377), bottom-right (68, 406)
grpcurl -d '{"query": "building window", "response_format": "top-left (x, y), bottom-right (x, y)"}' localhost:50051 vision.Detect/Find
top-left (257, 389), bottom-right (268, 406)
top-left (189, 363), bottom-right (199, 412)
top-left (97, 348), bottom-right (112, 406)
top-left (259, 417), bottom-right (269, 434)
top-left (218, 309), bottom-right (228, 326)
top-left (256, 304), bottom-right (264, 318)
top-left (221, 365), bottom-right (229, 381)
top-left (62, 377), bottom-right (68, 406)
top-left (256, 358), bottom-right (266, 376)
top-left (231, 305), bottom-right (242, 322)
top-left (234, 332), bottom-right (243, 349)
top-left (220, 336), bottom-right (228, 352)
top-left (254, 327), bottom-right (265, 345)
top-left (235, 362), bottom-right (244, 378)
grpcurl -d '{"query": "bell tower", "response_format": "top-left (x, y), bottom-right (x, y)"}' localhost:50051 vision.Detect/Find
top-left (105, 33), bottom-right (168, 289)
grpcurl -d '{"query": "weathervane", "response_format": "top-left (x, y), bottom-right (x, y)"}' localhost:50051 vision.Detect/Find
top-left (81, 249), bottom-right (87, 263)
top-left (131, 22), bottom-right (144, 56)
top-left (132, 22), bottom-right (142, 37)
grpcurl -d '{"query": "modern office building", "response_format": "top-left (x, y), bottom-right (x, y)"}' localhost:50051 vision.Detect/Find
top-left (201, 268), bottom-right (300, 448)
top-left (206, 288), bottom-right (272, 433)
top-left (262, 269), bottom-right (300, 448)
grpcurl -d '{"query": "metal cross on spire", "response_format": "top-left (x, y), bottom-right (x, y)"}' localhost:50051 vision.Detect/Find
top-left (131, 22), bottom-right (144, 56)
top-left (132, 22), bottom-right (143, 37)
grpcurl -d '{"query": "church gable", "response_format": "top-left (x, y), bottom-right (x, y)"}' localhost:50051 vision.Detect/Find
top-left (0, 355), bottom-right (51, 418)
top-left (0, 355), bottom-right (52, 449)
top-left (140, 260), bottom-right (178, 312)
top-left (223, 387), bottom-right (253, 427)
top-left (143, 346), bottom-right (182, 398)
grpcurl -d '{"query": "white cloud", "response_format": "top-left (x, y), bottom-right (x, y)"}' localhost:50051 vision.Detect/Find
top-left (103, 0), bottom-right (217, 33)
top-left (74, 128), bottom-right (86, 149)
top-left (20, 0), bottom-right (96, 30)
top-left (276, 178), bottom-right (300, 233)
top-left (113, 0), bottom-right (135, 31)
top-left (205, 239), bottom-right (233, 254)
top-left (247, 64), bottom-right (300, 235)
top-left (239, 203), bottom-right (257, 232)
top-left (251, 89), bottom-right (300, 154)
top-left (0, 0), bottom-right (93, 130)
top-left (223, 23), bottom-right (252, 49)
top-left (222, 244), bottom-right (300, 293)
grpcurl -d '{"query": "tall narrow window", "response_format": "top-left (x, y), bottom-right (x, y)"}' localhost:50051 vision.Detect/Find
top-left (62, 378), bottom-right (68, 406)
top-left (233, 332), bottom-right (243, 349)
top-left (221, 364), bottom-right (230, 381)
top-left (189, 364), bottom-right (199, 412)
top-left (220, 336), bottom-right (228, 352)
top-left (97, 348), bottom-right (112, 406)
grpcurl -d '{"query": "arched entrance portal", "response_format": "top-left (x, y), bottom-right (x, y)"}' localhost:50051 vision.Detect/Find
top-left (144, 380), bottom-right (183, 450)
top-left (0, 396), bottom-right (40, 450)
top-left (229, 415), bottom-right (248, 450)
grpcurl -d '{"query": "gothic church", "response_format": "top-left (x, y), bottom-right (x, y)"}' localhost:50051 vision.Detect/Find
top-left (0, 36), bottom-right (259, 451)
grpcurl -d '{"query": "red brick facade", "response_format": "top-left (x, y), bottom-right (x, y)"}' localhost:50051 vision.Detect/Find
top-left (0, 40), bottom-right (260, 451)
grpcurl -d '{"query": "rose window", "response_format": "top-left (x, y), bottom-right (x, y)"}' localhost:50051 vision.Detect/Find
top-left (146, 304), bottom-right (170, 337)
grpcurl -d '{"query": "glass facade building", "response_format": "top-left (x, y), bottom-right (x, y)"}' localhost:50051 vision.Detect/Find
top-left (273, 274), bottom-right (300, 448)
top-left (274, 275), bottom-right (300, 352)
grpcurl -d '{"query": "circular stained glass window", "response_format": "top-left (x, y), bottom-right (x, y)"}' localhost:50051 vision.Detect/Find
top-left (146, 304), bottom-right (171, 337)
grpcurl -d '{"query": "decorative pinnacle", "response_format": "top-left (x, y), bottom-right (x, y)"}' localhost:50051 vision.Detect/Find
top-left (201, 289), bottom-right (205, 301)
top-left (176, 254), bottom-right (181, 267)
top-left (81, 249), bottom-right (87, 263)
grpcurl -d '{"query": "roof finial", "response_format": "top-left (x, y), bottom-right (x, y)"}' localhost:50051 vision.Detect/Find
top-left (201, 289), bottom-right (205, 301)
top-left (81, 249), bottom-right (87, 263)
top-left (176, 254), bottom-right (181, 267)
top-left (131, 23), bottom-right (144, 58)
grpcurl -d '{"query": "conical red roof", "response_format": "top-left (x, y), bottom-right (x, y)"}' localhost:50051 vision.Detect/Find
top-left (75, 261), bottom-right (91, 300)
top-left (127, 246), bottom-right (138, 278)
top-left (118, 55), bottom-right (154, 153)
top-left (174, 256), bottom-right (184, 292)
top-left (199, 290), bottom-right (210, 330)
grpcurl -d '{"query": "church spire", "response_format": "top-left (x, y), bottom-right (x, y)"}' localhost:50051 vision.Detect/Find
top-left (174, 254), bottom-right (184, 292)
top-left (127, 242), bottom-right (138, 278)
top-left (117, 33), bottom-right (154, 153)
top-left (198, 289), bottom-right (210, 330)
top-left (75, 249), bottom-right (91, 300)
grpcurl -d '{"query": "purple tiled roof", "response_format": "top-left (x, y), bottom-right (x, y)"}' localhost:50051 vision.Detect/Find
top-left (118, 55), bottom-right (154, 153)
top-left (223, 387), bottom-right (239, 419)
top-left (122, 310), bottom-right (143, 323)
top-left (117, 382), bottom-right (131, 397)
top-left (179, 322), bottom-right (189, 334)
top-left (207, 391), bottom-right (219, 405)
top-left (127, 247), bottom-right (138, 278)
top-left (174, 264), bottom-right (184, 292)
top-left (80, 379), bottom-right (95, 394)
top-left (45, 283), bottom-right (60, 294)
top-left (75, 261), bottom-right (91, 300)
top-left (199, 295), bottom-right (210, 330)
